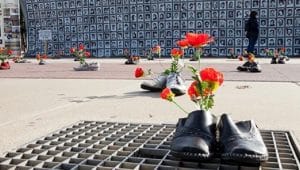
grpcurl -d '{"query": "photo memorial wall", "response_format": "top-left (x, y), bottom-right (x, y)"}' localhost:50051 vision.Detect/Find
top-left (0, 0), bottom-right (21, 54)
top-left (22, 0), bottom-right (300, 57)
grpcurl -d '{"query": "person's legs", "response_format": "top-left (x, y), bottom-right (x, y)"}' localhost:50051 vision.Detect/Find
top-left (247, 37), bottom-right (258, 53)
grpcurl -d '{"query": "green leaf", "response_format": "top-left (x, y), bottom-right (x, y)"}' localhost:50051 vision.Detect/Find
top-left (201, 81), bottom-right (208, 89)
top-left (187, 65), bottom-right (197, 74)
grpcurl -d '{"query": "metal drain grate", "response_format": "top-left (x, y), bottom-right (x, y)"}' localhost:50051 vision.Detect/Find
top-left (0, 121), bottom-right (299, 170)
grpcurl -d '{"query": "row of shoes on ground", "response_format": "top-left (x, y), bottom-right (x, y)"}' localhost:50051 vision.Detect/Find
top-left (237, 61), bottom-right (262, 72)
top-left (171, 110), bottom-right (268, 164)
top-left (271, 57), bottom-right (289, 64)
top-left (140, 73), bottom-right (186, 96)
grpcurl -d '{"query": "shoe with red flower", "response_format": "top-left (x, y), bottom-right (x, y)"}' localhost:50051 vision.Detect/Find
top-left (0, 62), bottom-right (10, 70)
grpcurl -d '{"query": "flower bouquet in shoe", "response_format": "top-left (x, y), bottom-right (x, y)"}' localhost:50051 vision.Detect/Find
top-left (151, 45), bottom-right (161, 59)
top-left (277, 48), bottom-right (289, 64)
top-left (134, 66), bottom-right (167, 92)
top-left (237, 52), bottom-right (261, 72)
top-left (135, 45), bottom-right (186, 95)
top-left (125, 55), bottom-right (140, 65)
top-left (265, 48), bottom-right (277, 64)
top-left (12, 55), bottom-right (29, 63)
top-left (0, 47), bottom-right (13, 70)
top-left (36, 53), bottom-right (47, 65)
top-left (162, 70), bottom-right (223, 160)
top-left (71, 44), bottom-right (99, 71)
top-left (164, 48), bottom-right (186, 96)
top-left (160, 33), bottom-right (223, 160)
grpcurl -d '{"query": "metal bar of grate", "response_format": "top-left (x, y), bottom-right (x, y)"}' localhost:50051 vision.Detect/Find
top-left (0, 121), bottom-right (299, 170)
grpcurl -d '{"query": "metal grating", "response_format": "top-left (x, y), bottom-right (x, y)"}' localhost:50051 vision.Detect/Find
top-left (0, 121), bottom-right (299, 170)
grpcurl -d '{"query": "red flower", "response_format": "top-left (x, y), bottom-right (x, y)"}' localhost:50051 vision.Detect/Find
top-left (185, 33), bottom-right (213, 48)
top-left (42, 54), bottom-right (47, 59)
top-left (171, 48), bottom-right (183, 58)
top-left (79, 44), bottom-right (85, 51)
top-left (7, 49), bottom-right (13, 55)
top-left (176, 39), bottom-right (189, 48)
top-left (134, 67), bottom-right (144, 78)
top-left (200, 67), bottom-right (224, 86)
top-left (238, 55), bottom-right (243, 61)
top-left (84, 51), bottom-right (91, 57)
top-left (160, 88), bottom-right (175, 102)
top-left (188, 81), bottom-right (200, 100)
top-left (70, 47), bottom-right (76, 53)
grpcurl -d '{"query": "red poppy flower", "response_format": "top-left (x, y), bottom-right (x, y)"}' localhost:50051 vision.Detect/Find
top-left (84, 51), bottom-right (91, 57)
top-left (176, 39), bottom-right (189, 48)
top-left (238, 55), bottom-right (243, 61)
top-left (134, 67), bottom-right (144, 78)
top-left (7, 49), bottom-right (13, 55)
top-left (200, 67), bottom-right (224, 86)
top-left (171, 48), bottom-right (183, 58)
top-left (185, 33), bottom-right (213, 48)
top-left (160, 88), bottom-right (175, 102)
top-left (70, 47), bottom-right (76, 53)
top-left (79, 44), bottom-right (85, 51)
top-left (188, 81), bottom-right (200, 100)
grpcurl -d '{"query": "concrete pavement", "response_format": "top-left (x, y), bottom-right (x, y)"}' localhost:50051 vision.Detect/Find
top-left (0, 58), bottom-right (300, 155)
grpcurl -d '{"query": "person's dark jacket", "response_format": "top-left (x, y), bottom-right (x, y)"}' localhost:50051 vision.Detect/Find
top-left (245, 17), bottom-right (259, 38)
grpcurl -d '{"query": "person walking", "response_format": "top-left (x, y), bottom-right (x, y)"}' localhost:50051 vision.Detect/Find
top-left (245, 11), bottom-right (259, 54)
top-left (236, 11), bottom-right (261, 72)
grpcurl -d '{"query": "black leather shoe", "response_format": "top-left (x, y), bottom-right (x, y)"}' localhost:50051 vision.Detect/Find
top-left (248, 62), bottom-right (262, 73)
top-left (278, 58), bottom-right (285, 64)
top-left (170, 110), bottom-right (217, 160)
top-left (218, 114), bottom-right (268, 163)
top-left (237, 61), bottom-right (251, 71)
top-left (270, 57), bottom-right (277, 64)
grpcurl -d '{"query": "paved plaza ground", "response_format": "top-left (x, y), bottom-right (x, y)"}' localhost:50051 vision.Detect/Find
top-left (0, 58), bottom-right (300, 155)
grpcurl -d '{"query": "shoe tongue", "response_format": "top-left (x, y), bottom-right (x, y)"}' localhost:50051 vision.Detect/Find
top-left (185, 110), bottom-right (214, 129)
top-left (220, 114), bottom-right (240, 135)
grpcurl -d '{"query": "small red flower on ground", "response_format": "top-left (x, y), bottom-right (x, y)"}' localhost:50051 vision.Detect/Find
top-left (135, 67), bottom-right (144, 78)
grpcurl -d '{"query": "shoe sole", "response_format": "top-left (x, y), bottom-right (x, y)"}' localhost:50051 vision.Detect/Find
top-left (221, 153), bottom-right (268, 164)
top-left (237, 67), bottom-right (248, 71)
top-left (141, 84), bottom-right (162, 92)
top-left (171, 150), bottom-right (212, 160)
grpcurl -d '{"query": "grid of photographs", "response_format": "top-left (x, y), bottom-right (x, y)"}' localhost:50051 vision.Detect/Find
top-left (0, 0), bottom-right (21, 54)
top-left (23, 0), bottom-right (300, 57)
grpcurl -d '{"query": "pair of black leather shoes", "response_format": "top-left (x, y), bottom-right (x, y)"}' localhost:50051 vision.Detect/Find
top-left (171, 110), bottom-right (268, 163)
top-left (237, 61), bottom-right (262, 72)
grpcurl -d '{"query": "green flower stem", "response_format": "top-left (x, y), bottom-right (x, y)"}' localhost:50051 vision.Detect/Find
top-left (172, 101), bottom-right (188, 114)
